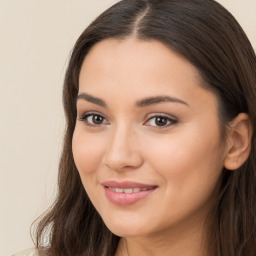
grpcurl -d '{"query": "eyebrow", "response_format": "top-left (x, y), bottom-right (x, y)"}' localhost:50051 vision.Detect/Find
top-left (77, 93), bottom-right (107, 108)
top-left (76, 92), bottom-right (189, 108)
top-left (136, 95), bottom-right (188, 107)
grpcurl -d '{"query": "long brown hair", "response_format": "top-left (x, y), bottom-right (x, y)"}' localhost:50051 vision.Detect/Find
top-left (35, 0), bottom-right (256, 255)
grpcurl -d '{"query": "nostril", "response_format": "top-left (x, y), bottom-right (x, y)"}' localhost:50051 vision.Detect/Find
top-left (103, 149), bottom-right (143, 171)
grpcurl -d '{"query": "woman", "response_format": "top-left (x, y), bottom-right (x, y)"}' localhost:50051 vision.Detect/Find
top-left (14, 0), bottom-right (256, 255)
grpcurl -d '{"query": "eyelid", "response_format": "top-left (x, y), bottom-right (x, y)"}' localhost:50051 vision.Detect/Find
top-left (144, 113), bottom-right (178, 128)
top-left (78, 111), bottom-right (110, 126)
top-left (145, 112), bottom-right (177, 121)
top-left (78, 111), bottom-right (104, 120)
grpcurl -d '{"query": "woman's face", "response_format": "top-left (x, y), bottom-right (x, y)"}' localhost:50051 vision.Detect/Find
top-left (72, 38), bottom-right (227, 238)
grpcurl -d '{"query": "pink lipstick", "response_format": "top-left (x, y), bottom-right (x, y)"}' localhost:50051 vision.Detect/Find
top-left (101, 180), bottom-right (157, 206)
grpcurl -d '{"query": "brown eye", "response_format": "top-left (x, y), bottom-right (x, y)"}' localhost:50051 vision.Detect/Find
top-left (145, 115), bottom-right (177, 128)
top-left (92, 115), bottom-right (104, 124)
top-left (78, 113), bottom-right (108, 126)
top-left (155, 116), bottom-right (169, 126)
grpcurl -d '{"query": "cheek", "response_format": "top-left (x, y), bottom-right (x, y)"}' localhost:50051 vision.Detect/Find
top-left (139, 129), bottom-right (224, 228)
top-left (143, 124), bottom-right (225, 194)
top-left (72, 127), bottom-right (106, 206)
top-left (72, 126), bottom-right (104, 176)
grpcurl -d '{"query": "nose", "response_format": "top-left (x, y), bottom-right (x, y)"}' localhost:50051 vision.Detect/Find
top-left (103, 124), bottom-right (143, 171)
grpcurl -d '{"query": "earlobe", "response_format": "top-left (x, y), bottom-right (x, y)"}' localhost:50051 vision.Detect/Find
top-left (224, 113), bottom-right (252, 171)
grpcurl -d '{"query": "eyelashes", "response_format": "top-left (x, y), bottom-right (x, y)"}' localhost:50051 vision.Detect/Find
top-left (78, 113), bottom-right (109, 126)
top-left (78, 112), bottom-right (109, 127)
top-left (78, 112), bottom-right (177, 129)
top-left (145, 115), bottom-right (177, 127)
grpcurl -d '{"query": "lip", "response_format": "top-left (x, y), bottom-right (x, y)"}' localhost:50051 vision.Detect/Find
top-left (101, 180), bottom-right (158, 206)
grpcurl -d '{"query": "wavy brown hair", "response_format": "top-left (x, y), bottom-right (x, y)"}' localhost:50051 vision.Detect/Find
top-left (34, 0), bottom-right (256, 255)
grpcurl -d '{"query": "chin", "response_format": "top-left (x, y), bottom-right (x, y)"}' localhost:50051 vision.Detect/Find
top-left (103, 217), bottom-right (149, 238)
top-left (108, 227), bottom-right (147, 238)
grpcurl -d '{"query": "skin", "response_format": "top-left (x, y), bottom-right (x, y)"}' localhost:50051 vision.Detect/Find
top-left (72, 38), bottom-right (230, 256)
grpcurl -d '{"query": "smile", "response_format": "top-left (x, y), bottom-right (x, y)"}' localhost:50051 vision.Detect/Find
top-left (101, 181), bottom-right (157, 206)
top-left (107, 187), bottom-right (154, 193)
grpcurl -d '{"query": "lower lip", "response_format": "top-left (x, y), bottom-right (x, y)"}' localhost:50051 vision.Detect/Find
top-left (103, 186), bottom-right (157, 206)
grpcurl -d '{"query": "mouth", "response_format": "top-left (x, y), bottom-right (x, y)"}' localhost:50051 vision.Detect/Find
top-left (101, 180), bottom-right (158, 206)
top-left (106, 186), bottom-right (155, 193)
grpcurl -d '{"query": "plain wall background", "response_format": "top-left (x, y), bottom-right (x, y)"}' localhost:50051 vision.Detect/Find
top-left (1, 1), bottom-right (255, 255)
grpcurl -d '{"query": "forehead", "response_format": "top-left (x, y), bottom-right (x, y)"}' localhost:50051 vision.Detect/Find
top-left (80, 38), bottom-right (202, 86)
top-left (78, 38), bottom-right (217, 112)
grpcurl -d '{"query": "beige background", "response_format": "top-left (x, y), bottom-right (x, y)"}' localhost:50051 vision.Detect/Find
top-left (1, 1), bottom-right (255, 255)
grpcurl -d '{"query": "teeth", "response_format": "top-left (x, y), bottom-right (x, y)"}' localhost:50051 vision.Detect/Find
top-left (108, 187), bottom-right (152, 193)
top-left (123, 188), bottom-right (133, 193)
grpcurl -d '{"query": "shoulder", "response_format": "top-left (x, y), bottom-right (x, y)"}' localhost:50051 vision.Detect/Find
top-left (12, 248), bottom-right (39, 256)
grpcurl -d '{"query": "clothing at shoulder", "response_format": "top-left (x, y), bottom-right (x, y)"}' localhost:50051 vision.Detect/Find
top-left (12, 248), bottom-right (38, 256)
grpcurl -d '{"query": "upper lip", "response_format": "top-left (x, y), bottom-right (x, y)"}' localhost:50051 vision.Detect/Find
top-left (101, 180), bottom-right (157, 189)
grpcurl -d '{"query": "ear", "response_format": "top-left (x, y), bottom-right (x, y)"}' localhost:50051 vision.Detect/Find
top-left (224, 113), bottom-right (252, 171)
